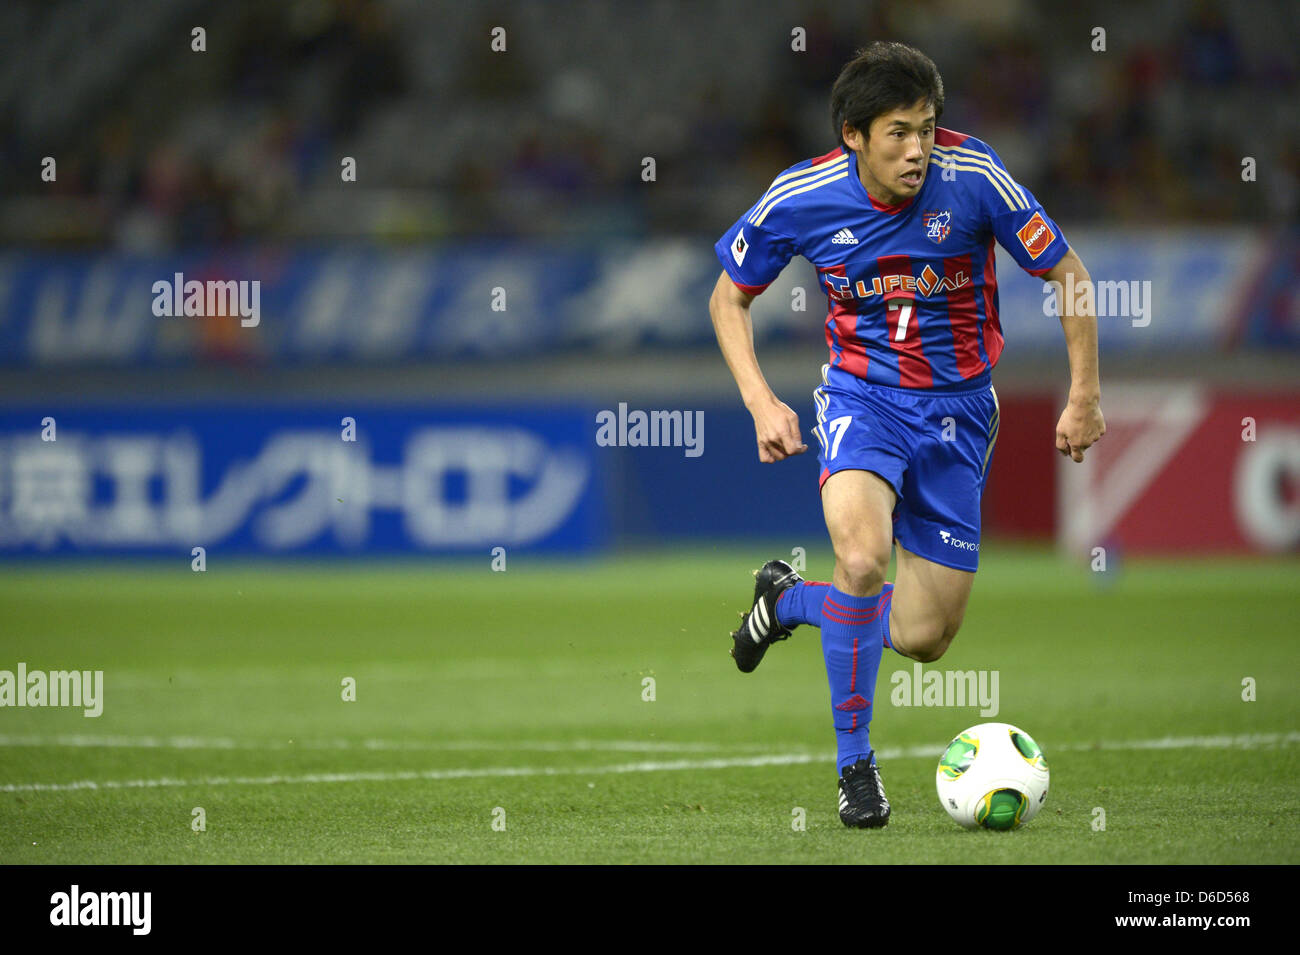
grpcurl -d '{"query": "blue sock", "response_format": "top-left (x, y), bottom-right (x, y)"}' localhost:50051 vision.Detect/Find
top-left (877, 584), bottom-right (904, 656)
top-left (779, 582), bottom-right (902, 655)
top-left (775, 580), bottom-right (832, 628)
top-left (819, 586), bottom-right (888, 774)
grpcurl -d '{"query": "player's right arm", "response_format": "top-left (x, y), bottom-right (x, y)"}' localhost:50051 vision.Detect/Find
top-left (711, 179), bottom-right (808, 463)
top-left (709, 271), bottom-right (807, 463)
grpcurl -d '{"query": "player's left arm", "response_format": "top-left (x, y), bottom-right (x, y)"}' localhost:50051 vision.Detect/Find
top-left (972, 134), bottom-right (1105, 462)
top-left (1042, 247), bottom-right (1105, 463)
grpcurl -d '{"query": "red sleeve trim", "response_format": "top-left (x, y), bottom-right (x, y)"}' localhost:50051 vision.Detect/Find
top-left (732, 279), bottom-right (772, 296)
top-left (934, 127), bottom-right (970, 147)
top-left (810, 145), bottom-right (847, 166)
top-left (1024, 243), bottom-right (1069, 276)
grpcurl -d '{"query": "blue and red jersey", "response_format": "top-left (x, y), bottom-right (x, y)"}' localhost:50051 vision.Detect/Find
top-left (714, 128), bottom-right (1068, 390)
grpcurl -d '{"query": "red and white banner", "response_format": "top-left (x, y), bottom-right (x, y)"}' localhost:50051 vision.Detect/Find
top-left (1058, 385), bottom-right (1300, 555)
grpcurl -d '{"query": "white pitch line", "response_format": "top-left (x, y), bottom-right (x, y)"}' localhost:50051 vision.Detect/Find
top-left (0, 753), bottom-right (826, 793)
top-left (1, 732), bottom-right (1295, 795)
top-left (1078, 732), bottom-right (1300, 751)
top-left (0, 734), bottom-right (777, 754)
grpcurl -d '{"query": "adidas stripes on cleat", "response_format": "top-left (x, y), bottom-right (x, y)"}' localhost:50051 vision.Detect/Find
top-left (729, 559), bottom-right (803, 673)
top-left (837, 757), bottom-right (891, 828)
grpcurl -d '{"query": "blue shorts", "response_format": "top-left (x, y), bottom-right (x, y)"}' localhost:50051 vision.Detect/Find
top-left (811, 364), bottom-right (999, 573)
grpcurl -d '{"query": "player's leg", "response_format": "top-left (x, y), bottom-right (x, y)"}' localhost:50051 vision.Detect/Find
top-left (822, 468), bottom-right (894, 595)
top-left (887, 543), bottom-right (975, 662)
top-left (819, 467), bottom-right (897, 827)
top-left (768, 380), bottom-right (991, 669)
top-left (768, 372), bottom-right (901, 634)
top-left (885, 382), bottom-right (998, 661)
top-left (728, 368), bottom-right (898, 670)
top-left (727, 487), bottom-right (893, 671)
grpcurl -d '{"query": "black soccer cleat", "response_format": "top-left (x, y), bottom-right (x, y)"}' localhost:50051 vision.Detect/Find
top-left (729, 559), bottom-right (803, 673)
top-left (838, 757), bottom-right (891, 828)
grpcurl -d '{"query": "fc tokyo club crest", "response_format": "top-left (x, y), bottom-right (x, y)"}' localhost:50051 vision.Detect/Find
top-left (923, 209), bottom-right (952, 244)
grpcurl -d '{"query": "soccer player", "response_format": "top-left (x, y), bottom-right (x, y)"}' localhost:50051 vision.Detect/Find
top-left (709, 42), bottom-right (1105, 828)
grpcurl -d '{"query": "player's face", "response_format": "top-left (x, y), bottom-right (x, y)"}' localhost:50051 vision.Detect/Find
top-left (844, 100), bottom-right (936, 206)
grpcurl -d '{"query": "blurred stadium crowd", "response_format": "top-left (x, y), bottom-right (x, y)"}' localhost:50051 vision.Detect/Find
top-left (2, 0), bottom-right (1296, 249)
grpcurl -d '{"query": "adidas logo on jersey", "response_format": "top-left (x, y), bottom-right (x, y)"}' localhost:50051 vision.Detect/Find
top-left (830, 227), bottom-right (859, 245)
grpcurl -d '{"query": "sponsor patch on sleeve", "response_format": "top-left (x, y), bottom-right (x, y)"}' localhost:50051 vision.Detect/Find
top-left (731, 229), bottom-right (748, 267)
top-left (1016, 212), bottom-right (1055, 260)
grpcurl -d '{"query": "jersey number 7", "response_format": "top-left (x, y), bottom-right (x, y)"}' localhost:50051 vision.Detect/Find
top-left (887, 300), bottom-right (914, 342)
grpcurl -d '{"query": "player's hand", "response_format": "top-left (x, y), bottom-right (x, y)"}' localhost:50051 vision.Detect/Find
top-left (1055, 396), bottom-right (1105, 463)
top-left (750, 396), bottom-right (807, 463)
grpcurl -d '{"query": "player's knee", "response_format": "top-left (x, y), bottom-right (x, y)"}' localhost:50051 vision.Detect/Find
top-left (910, 638), bottom-right (950, 663)
top-left (903, 618), bottom-right (963, 663)
top-left (833, 546), bottom-right (889, 596)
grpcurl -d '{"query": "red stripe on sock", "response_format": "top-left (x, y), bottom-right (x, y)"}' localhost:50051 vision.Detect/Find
top-left (824, 596), bottom-right (880, 614)
top-left (850, 638), bottom-right (859, 691)
top-left (823, 599), bottom-right (881, 621)
top-left (823, 605), bottom-right (880, 626)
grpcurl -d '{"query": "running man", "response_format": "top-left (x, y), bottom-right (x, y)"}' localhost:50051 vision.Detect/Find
top-left (709, 41), bottom-right (1105, 827)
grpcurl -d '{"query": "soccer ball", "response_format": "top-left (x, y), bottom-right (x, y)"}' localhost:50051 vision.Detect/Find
top-left (935, 722), bottom-right (1049, 830)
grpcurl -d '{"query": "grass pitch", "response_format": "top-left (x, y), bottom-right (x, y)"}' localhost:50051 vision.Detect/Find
top-left (1, 544), bottom-right (1297, 864)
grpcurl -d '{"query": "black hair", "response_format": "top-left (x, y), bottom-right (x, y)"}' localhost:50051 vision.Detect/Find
top-left (830, 42), bottom-right (945, 147)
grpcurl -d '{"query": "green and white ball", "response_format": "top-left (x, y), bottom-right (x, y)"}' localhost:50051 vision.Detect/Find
top-left (935, 722), bottom-right (1049, 830)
